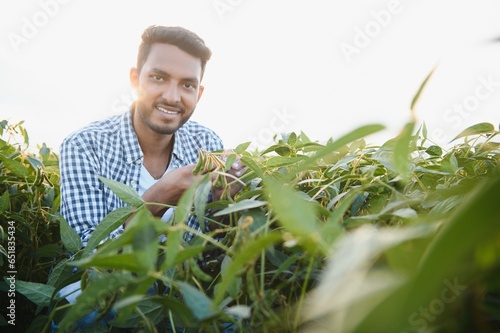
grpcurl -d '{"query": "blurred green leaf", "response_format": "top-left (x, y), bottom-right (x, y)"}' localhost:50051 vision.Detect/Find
top-left (0, 190), bottom-right (10, 212)
top-left (411, 67), bottom-right (435, 112)
top-left (220, 255), bottom-right (242, 298)
top-left (83, 206), bottom-right (135, 256)
top-left (240, 155), bottom-right (264, 179)
top-left (177, 281), bottom-right (220, 321)
top-left (0, 154), bottom-right (28, 177)
top-left (451, 122), bottom-right (495, 142)
top-left (11, 279), bottom-right (55, 307)
top-left (98, 176), bottom-right (144, 208)
top-left (73, 253), bottom-right (144, 272)
top-left (291, 124), bottom-right (385, 176)
top-left (58, 273), bottom-right (134, 331)
top-left (214, 199), bottom-right (267, 216)
top-left (215, 233), bottom-right (282, 304)
top-left (393, 122), bottom-right (415, 181)
top-left (234, 141), bottom-right (251, 154)
top-left (132, 221), bottom-right (158, 272)
top-left (265, 178), bottom-right (321, 239)
top-left (59, 216), bottom-right (82, 252)
top-left (174, 176), bottom-right (198, 224)
top-left (47, 258), bottom-right (73, 287)
top-left (165, 227), bottom-right (183, 269)
top-left (399, 175), bottom-right (500, 329)
top-left (425, 145), bottom-right (442, 157)
top-left (194, 176), bottom-right (211, 231)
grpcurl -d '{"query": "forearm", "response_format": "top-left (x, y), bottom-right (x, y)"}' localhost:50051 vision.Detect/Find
top-left (141, 164), bottom-right (199, 217)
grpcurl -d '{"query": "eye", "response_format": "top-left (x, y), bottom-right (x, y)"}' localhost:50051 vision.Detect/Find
top-left (150, 75), bottom-right (165, 82)
top-left (182, 83), bottom-right (196, 89)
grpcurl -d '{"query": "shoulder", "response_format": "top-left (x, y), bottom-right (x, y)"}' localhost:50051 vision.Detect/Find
top-left (61, 113), bottom-right (126, 150)
top-left (178, 120), bottom-right (223, 148)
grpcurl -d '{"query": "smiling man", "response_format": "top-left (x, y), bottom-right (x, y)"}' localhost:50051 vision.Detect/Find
top-left (59, 25), bottom-right (244, 247)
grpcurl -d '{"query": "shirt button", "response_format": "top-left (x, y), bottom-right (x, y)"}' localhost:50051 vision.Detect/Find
top-left (126, 158), bottom-right (132, 163)
top-left (130, 180), bottom-right (137, 186)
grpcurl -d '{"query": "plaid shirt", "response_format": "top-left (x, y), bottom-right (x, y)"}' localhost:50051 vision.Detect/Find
top-left (59, 110), bottom-right (223, 247)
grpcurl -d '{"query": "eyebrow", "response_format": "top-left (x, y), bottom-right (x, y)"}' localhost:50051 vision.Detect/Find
top-left (149, 68), bottom-right (199, 84)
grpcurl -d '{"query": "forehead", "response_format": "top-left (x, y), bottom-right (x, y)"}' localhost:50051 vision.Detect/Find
top-left (142, 43), bottom-right (202, 80)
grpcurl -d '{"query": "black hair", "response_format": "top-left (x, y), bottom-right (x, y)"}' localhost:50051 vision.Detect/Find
top-left (137, 25), bottom-right (212, 79)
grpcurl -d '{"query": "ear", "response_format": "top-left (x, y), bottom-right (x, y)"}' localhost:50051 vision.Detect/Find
top-left (130, 67), bottom-right (139, 91)
top-left (197, 85), bottom-right (204, 102)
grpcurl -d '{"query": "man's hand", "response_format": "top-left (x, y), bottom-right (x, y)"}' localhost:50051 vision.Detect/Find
top-left (142, 164), bottom-right (201, 217)
top-left (211, 151), bottom-right (247, 202)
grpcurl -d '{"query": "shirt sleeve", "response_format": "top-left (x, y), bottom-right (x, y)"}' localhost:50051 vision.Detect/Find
top-left (59, 136), bottom-right (123, 248)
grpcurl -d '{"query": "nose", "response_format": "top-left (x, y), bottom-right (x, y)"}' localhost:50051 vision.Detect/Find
top-left (162, 83), bottom-right (181, 104)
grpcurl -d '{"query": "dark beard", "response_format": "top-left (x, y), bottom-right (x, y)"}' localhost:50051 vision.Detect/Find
top-left (135, 102), bottom-right (189, 135)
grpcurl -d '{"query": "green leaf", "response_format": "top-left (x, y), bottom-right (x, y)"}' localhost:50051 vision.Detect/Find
top-left (275, 146), bottom-right (291, 156)
top-left (220, 256), bottom-right (242, 298)
top-left (0, 191), bottom-right (10, 212)
top-left (391, 208), bottom-right (417, 219)
top-left (59, 216), bottom-right (82, 252)
top-left (398, 175), bottom-right (500, 327)
top-left (35, 244), bottom-right (63, 258)
top-left (47, 258), bottom-right (73, 287)
top-left (111, 298), bottom-right (171, 328)
top-left (290, 124), bottom-right (385, 176)
top-left (10, 279), bottom-right (56, 307)
top-left (58, 272), bottom-right (133, 331)
top-left (234, 141), bottom-right (251, 154)
top-left (411, 67), bottom-right (435, 112)
top-left (73, 253), bottom-right (145, 272)
top-left (265, 178), bottom-right (321, 239)
top-left (148, 296), bottom-right (195, 326)
top-left (0, 155), bottom-right (28, 177)
top-left (132, 221), bottom-right (158, 272)
top-left (98, 176), bottom-right (144, 207)
top-left (174, 177), bottom-right (198, 224)
top-left (224, 154), bottom-right (237, 171)
top-left (441, 153), bottom-right (459, 174)
top-left (177, 281), bottom-right (220, 321)
top-left (393, 122), bottom-right (415, 181)
top-left (214, 199), bottom-right (267, 217)
top-left (287, 132), bottom-right (298, 146)
top-left (240, 156), bottom-right (264, 179)
top-left (165, 227), bottom-right (183, 269)
top-left (214, 232), bottom-right (282, 304)
top-left (266, 156), bottom-right (304, 167)
top-left (39, 143), bottom-right (50, 156)
top-left (450, 122), bottom-right (495, 142)
top-left (194, 176), bottom-right (212, 231)
top-left (27, 155), bottom-right (44, 170)
top-left (83, 206), bottom-right (135, 256)
top-left (425, 145), bottom-right (442, 157)
top-left (26, 315), bottom-right (50, 333)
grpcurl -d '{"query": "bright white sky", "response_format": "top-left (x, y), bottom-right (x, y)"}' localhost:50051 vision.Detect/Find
top-left (1, 0), bottom-right (500, 152)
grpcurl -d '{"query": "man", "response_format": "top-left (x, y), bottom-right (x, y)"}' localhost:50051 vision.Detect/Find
top-left (60, 25), bottom-right (244, 247)
top-left (55, 25), bottom-right (244, 331)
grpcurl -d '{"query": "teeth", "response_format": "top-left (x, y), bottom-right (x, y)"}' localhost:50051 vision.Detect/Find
top-left (157, 107), bottom-right (178, 115)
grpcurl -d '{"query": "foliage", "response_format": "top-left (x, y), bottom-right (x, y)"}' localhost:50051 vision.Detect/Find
top-left (0, 120), bottom-right (63, 332)
top-left (1, 115), bottom-right (499, 332)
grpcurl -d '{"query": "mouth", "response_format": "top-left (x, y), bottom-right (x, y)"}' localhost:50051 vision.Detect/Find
top-left (156, 105), bottom-right (182, 116)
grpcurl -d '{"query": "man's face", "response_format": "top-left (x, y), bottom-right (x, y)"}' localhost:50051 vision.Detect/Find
top-left (130, 43), bottom-right (204, 136)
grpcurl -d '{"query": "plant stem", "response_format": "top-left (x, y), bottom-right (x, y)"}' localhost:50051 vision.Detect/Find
top-left (293, 256), bottom-right (314, 331)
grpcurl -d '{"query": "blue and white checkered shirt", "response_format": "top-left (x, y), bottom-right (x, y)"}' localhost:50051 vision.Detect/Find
top-left (59, 110), bottom-right (223, 247)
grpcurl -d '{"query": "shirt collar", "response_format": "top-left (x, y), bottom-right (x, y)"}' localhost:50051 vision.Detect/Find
top-left (120, 109), bottom-right (143, 165)
top-left (171, 124), bottom-right (189, 166)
